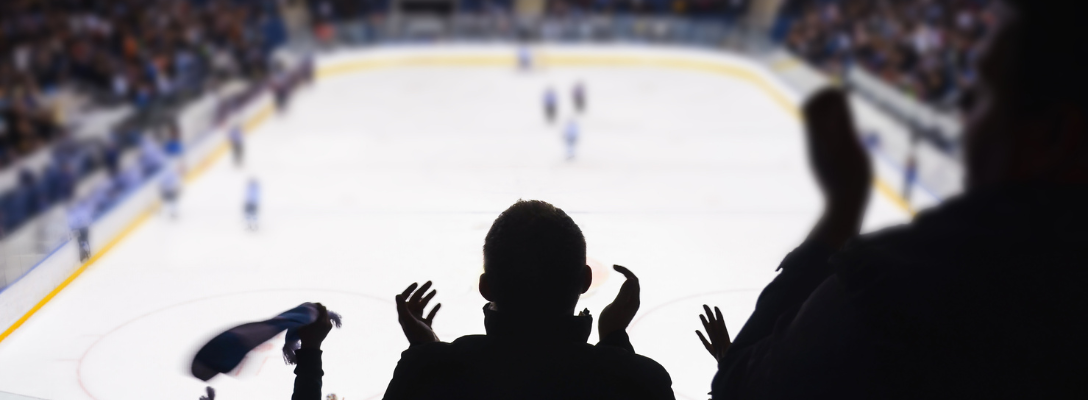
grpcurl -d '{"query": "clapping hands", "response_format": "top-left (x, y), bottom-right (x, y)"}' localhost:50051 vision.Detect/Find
top-left (599, 265), bottom-right (641, 340)
top-left (396, 281), bottom-right (442, 346)
top-left (696, 305), bottom-right (731, 362)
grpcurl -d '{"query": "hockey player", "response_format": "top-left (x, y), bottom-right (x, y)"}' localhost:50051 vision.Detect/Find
top-left (544, 87), bottom-right (558, 125)
top-left (67, 201), bottom-right (92, 262)
top-left (161, 165), bottom-right (182, 219)
top-left (564, 119), bottom-right (580, 160)
top-left (244, 178), bottom-right (261, 230)
top-left (229, 125), bottom-right (245, 167)
top-left (518, 46), bottom-right (533, 72)
top-left (572, 81), bottom-right (586, 114)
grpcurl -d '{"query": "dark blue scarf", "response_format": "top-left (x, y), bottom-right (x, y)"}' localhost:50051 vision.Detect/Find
top-left (191, 302), bottom-right (342, 381)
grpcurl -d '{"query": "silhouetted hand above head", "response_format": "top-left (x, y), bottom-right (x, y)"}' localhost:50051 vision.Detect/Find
top-left (396, 281), bottom-right (441, 346)
top-left (299, 303), bottom-right (333, 350)
top-left (599, 265), bottom-right (640, 340)
top-left (696, 305), bottom-right (730, 362)
top-left (803, 89), bottom-right (873, 250)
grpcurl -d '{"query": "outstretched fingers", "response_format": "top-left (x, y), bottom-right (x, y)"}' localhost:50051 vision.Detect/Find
top-left (400, 283), bottom-right (418, 300)
top-left (697, 304), bottom-right (731, 360)
top-left (396, 281), bottom-right (441, 325)
top-left (420, 288), bottom-right (438, 307)
top-left (410, 281), bottom-right (433, 304)
top-left (696, 330), bottom-right (713, 355)
top-left (715, 306), bottom-right (728, 339)
top-left (425, 303), bottom-right (442, 325)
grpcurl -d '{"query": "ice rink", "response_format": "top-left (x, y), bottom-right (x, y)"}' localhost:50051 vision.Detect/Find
top-left (0, 48), bottom-right (909, 400)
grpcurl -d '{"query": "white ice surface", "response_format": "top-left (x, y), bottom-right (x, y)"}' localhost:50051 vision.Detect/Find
top-left (0, 58), bottom-right (908, 400)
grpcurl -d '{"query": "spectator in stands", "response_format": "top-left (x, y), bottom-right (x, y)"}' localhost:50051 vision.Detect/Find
top-left (704, 0), bottom-right (1088, 398)
top-left (0, 0), bottom-right (281, 168)
top-left (101, 137), bottom-right (121, 178)
top-left (292, 200), bottom-right (675, 400)
top-left (783, 0), bottom-right (993, 108)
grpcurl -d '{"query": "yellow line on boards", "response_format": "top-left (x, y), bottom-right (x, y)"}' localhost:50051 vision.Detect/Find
top-left (875, 178), bottom-right (916, 216)
top-left (0, 102), bottom-right (275, 343)
top-left (0, 208), bottom-right (153, 343)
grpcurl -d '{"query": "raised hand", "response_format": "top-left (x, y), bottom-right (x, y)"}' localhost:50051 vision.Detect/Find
top-left (299, 303), bottom-right (333, 350)
top-left (599, 265), bottom-right (640, 340)
top-left (396, 281), bottom-right (442, 346)
top-left (803, 89), bottom-right (872, 249)
top-left (696, 305), bottom-right (731, 362)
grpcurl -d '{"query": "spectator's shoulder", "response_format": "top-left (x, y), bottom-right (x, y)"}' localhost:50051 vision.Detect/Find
top-left (398, 334), bottom-right (488, 362)
top-left (590, 343), bottom-right (674, 393)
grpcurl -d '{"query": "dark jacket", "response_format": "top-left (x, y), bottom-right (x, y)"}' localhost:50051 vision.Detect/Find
top-left (292, 349), bottom-right (324, 400)
top-left (714, 185), bottom-right (1088, 399)
top-left (382, 305), bottom-right (675, 400)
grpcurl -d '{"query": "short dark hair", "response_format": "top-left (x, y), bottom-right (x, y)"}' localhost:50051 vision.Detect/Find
top-left (1003, 0), bottom-right (1088, 114)
top-left (483, 200), bottom-right (587, 313)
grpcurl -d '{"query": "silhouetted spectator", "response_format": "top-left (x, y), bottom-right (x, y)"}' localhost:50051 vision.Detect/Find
top-left (701, 1), bottom-right (1088, 398)
top-left (382, 201), bottom-right (671, 399)
top-left (292, 200), bottom-right (674, 400)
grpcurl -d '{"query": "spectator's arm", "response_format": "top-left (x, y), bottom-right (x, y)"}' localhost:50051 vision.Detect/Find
top-left (382, 345), bottom-right (434, 400)
top-left (709, 241), bottom-right (835, 399)
top-left (714, 271), bottom-right (871, 399)
top-left (291, 349), bottom-right (323, 400)
top-left (727, 240), bottom-right (835, 351)
top-left (293, 303), bottom-right (333, 400)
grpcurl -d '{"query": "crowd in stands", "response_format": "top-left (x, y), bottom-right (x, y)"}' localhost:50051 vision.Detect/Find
top-left (781, 0), bottom-right (993, 108)
top-left (283, 1), bottom-right (1088, 399)
top-left (0, 0), bottom-right (286, 168)
top-left (0, 0), bottom-right (288, 238)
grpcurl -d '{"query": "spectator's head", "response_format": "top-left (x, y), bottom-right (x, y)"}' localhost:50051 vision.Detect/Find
top-left (964, 0), bottom-right (1088, 189)
top-left (480, 200), bottom-right (591, 316)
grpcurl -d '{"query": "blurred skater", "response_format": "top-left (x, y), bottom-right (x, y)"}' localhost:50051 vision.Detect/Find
top-left (564, 119), bottom-right (580, 160)
top-left (903, 153), bottom-right (917, 204)
top-left (161, 165), bottom-right (182, 219)
top-left (544, 87), bottom-right (558, 125)
top-left (229, 125), bottom-right (244, 167)
top-left (518, 46), bottom-right (533, 72)
top-left (67, 201), bottom-right (92, 262)
top-left (572, 81), bottom-right (586, 114)
top-left (244, 178), bottom-right (261, 230)
top-left (199, 387), bottom-right (215, 400)
top-left (273, 61), bottom-right (293, 115)
top-left (902, 133), bottom-right (921, 205)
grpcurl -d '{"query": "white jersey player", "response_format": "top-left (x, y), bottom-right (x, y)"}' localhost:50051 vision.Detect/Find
top-left (518, 46), bottom-right (533, 72)
top-left (564, 119), bottom-right (580, 160)
top-left (161, 166), bottom-right (182, 219)
top-left (67, 202), bottom-right (92, 262)
top-left (244, 178), bottom-right (261, 230)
